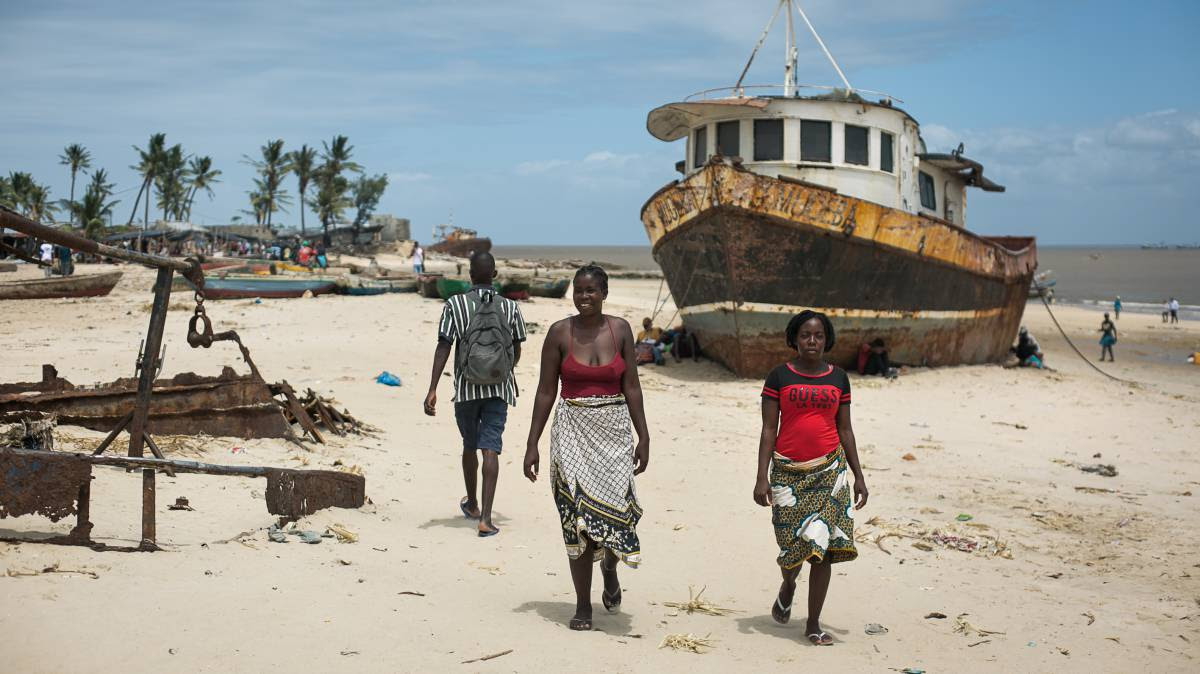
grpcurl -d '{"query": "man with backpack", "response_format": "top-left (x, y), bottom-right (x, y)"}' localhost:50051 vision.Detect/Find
top-left (424, 252), bottom-right (527, 537)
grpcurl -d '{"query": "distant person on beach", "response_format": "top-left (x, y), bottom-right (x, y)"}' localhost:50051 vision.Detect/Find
top-left (636, 317), bottom-right (665, 365)
top-left (1099, 313), bottom-right (1118, 362)
top-left (663, 324), bottom-right (700, 362)
top-left (424, 252), bottom-right (527, 538)
top-left (756, 310), bottom-right (867, 646)
top-left (412, 241), bottom-right (424, 274)
top-left (857, 337), bottom-right (892, 376)
top-left (1012, 326), bottom-right (1044, 368)
top-left (314, 241), bottom-right (328, 270)
top-left (523, 264), bottom-right (650, 632)
top-left (1162, 300), bottom-right (1170, 323)
top-left (1169, 297), bottom-right (1180, 324)
top-left (39, 241), bottom-right (53, 277)
top-left (1113, 296), bottom-right (1122, 320)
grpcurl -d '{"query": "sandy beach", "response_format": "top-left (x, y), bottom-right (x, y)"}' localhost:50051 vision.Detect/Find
top-left (2, 261), bottom-right (1198, 673)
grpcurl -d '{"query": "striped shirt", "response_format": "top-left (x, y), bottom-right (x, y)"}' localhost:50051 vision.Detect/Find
top-left (438, 286), bottom-right (527, 406)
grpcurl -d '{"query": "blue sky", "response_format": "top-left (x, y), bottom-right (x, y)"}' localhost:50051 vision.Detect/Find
top-left (2, 0), bottom-right (1198, 244)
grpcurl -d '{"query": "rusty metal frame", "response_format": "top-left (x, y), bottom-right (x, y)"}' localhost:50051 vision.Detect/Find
top-left (1, 206), bottom-right (204, 550)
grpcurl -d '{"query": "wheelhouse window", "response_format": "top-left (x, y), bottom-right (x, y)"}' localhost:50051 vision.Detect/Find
top-left (753, 119), bottom-right (783, 161)
top-left (844, 125), bottom-right (868, 166)
top-left (716, 120), bottom-right (740, 157)
top-left (918, 171), bottom-right (937, 210)
top-left (800, 120), bottom-right (831, 162)
top-left (880, 131), bottom-right (894, 173)
top-left (693, 126), bottom-right (708, 168)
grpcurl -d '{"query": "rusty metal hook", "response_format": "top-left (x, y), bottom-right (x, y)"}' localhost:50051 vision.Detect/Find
top-left (187, 305), bottom-right (214, 349)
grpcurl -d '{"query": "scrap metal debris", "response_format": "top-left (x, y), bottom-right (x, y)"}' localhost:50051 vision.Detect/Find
top-left (0, 446), bottom-right (90, 522)
top-left (264, 469), bottom-right (365, 520)
top-left (461, 649), bottom-right (513, 664)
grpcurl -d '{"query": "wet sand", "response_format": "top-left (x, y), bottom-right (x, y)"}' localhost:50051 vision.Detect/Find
top-left (1, 261), bottom-right (1197, 672)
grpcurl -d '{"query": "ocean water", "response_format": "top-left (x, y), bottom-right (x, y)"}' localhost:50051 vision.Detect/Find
top-left (492, 245), bottom-right (1198, 319)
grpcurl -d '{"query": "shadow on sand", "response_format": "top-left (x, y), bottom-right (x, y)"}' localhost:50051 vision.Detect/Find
top-left (513, 600), bottom-right (634, 635)
top-left (417, 511), bottom-right (511, 531)
top-left (735, 613), bottom-right (850, 645)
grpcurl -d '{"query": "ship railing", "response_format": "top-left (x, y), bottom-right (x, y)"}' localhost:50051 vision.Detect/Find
top-left (683, 84), bottom-right (903, 105)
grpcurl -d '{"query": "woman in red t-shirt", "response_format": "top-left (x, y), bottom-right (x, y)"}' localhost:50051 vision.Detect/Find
top-left (753, 310), bottom-right (869, 646)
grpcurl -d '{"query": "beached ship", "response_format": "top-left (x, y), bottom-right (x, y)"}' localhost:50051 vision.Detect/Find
top-left (0, 270), bottom-right (123, 300)
top-left (428, 223), bottom-right (491, 257)
top-left (641, 1), bottom-right (1036, 377)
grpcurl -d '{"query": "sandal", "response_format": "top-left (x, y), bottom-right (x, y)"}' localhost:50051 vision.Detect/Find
top-left (600, 560), bottom-right (622, 613)
top-left (807, 631), bottom-right (834, 646)
top-left (771, 595), bottom-right (792, 624)
top-left (459, 497), bottom-right (479, 520)
top-left (477, 524), bottom-right (500, 538)
top-left (569, 616), bottom-right (592, 631)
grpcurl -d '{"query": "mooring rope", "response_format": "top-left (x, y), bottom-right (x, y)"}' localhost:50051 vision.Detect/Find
top-left (1039, 295), bottom-right (1134, 384)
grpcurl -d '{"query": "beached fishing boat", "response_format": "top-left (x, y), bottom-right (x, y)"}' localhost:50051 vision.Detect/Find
top-left (418, 273), bottom-right (443, 298)
top-left (528, 277), bottom-right (571, 299)
top-left (0, 262), bottom-right (18, 273)
top-left (336, 276), bottom-right (418, 296)
top-left (641, 1), bottom-right (1036, 377)
top-left (436, 277), bottom-right (500, 300)
top-left (181, 274), bottom-right (335, 300)
top-left (0, 270), bottom-right (123, 300)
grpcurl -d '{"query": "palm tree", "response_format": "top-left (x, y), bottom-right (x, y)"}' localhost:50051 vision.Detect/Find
top-left (321, 135), bottom-right (362, 176)
top-left (288, 145), bottom-right (317, 235)
top-left (350, 173), bottom-right (389, 239)
top-left (58, 144), bottom-right (92, 223)
top-left (127, 133), bottom-right (166, 228)
top-left (183, 156), bottom-right (221, 221)
top-left (26, 183), bottom-right (56, 223)
top-left (153, 144), bottom-right (188, 222)
top-left (243, 139), bottom-right (291, 228)
top-left (307, 135), bottom-right (362, 245)
top-left (73, 171), bottom-right (120, 240)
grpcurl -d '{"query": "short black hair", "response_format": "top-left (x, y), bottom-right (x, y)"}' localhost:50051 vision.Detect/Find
top-left (469, 252), bottom-right (496, 283)
top-left (785, 310), bottom-right (835, 352)
top-left (574, 264), bottom-right (609, 294)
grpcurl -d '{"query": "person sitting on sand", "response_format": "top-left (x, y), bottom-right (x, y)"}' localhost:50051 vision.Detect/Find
top-left (1099, 313), bottom-right (1118, 362)
top-left (755, 310), bottom-right (868, 646)
top-left (856, 338), bottom-right (891, 376)
top-left (636, 317), bottom-right (665, 365)
top-left (1012, 326), bottom-right (1044, 368)
top-left (523, 264), bottom-right (650, 632)
top-left (663, 324), bottom-right (700, 362)
top-left (424, 252), bottom-right (527, 538)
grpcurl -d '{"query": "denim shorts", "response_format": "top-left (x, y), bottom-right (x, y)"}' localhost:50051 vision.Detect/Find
top-left (454, 397), bottom-right (508, 453)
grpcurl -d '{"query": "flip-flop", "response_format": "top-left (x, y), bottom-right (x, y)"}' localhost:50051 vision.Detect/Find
top-left (807, 631), bottom-right (834, 646)
top-left (459, 498), bottom-right (479, 520)
top-left (569, 617), bottom-right (592, 631)
top-left (600, 561), bottom-right (622, 613)
top-left (477, 525), bottom-right (500, 538)
top-left (772, 595), bottom-right (792, 624)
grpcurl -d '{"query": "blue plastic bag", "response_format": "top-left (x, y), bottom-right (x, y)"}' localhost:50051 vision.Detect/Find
top-left (375, 371), bottom-right (401, 387)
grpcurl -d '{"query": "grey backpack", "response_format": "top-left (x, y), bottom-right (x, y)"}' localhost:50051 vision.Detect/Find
top-left (456, 290), bottom-right (514, 385)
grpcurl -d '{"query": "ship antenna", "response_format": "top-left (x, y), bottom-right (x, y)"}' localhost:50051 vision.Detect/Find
top-left (792, 2), bottom-right (854, 93)
top-left (734, 0), bottom-right (785, 97)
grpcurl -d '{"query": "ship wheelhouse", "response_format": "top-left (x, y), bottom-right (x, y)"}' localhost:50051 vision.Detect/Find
top-left (647, 89), bottom-right (1004, 228)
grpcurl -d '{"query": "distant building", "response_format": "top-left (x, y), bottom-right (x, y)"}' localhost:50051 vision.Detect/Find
top-left (369, 214), bottom-right (410, 242)
top-left (205, 223), bottom-right (276, 241)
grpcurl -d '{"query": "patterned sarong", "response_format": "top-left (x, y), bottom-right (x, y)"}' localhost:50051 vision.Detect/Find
top-left (549, 394), bottom-right (642, 567)
top-left (770, 447), bottom-right (857, 569)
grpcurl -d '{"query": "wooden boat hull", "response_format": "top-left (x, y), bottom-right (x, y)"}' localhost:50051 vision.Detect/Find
top-left (336, 276), bottom-right (417, 295)
top-left (0, 270), bottom-right (123, 300)
top-left (0, 262), bottom-right (17, 273)
top-left (418, 273), bottom-right (444, 298)
top-left (437, 277), bottom-right (500, 300)
top-left (183, 275), bottom-right (336, 300)
top-left (528, 277), bottom-right (571, 298)
top-left (642, 164), bottom-right (1036, 377)
top-left (428, 237), bottom-right (492, 257)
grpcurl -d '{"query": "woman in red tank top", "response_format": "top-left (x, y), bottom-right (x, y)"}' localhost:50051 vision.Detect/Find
top-left (524, 265), bottom-right (651, 632)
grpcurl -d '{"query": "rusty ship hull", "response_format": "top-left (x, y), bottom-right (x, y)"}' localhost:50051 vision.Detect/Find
top-left (642, 164), bottom-right (1036, 378)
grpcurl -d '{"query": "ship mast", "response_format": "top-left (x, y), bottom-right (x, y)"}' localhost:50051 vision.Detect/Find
top-left (735, 1), bottom-right (854, 96)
